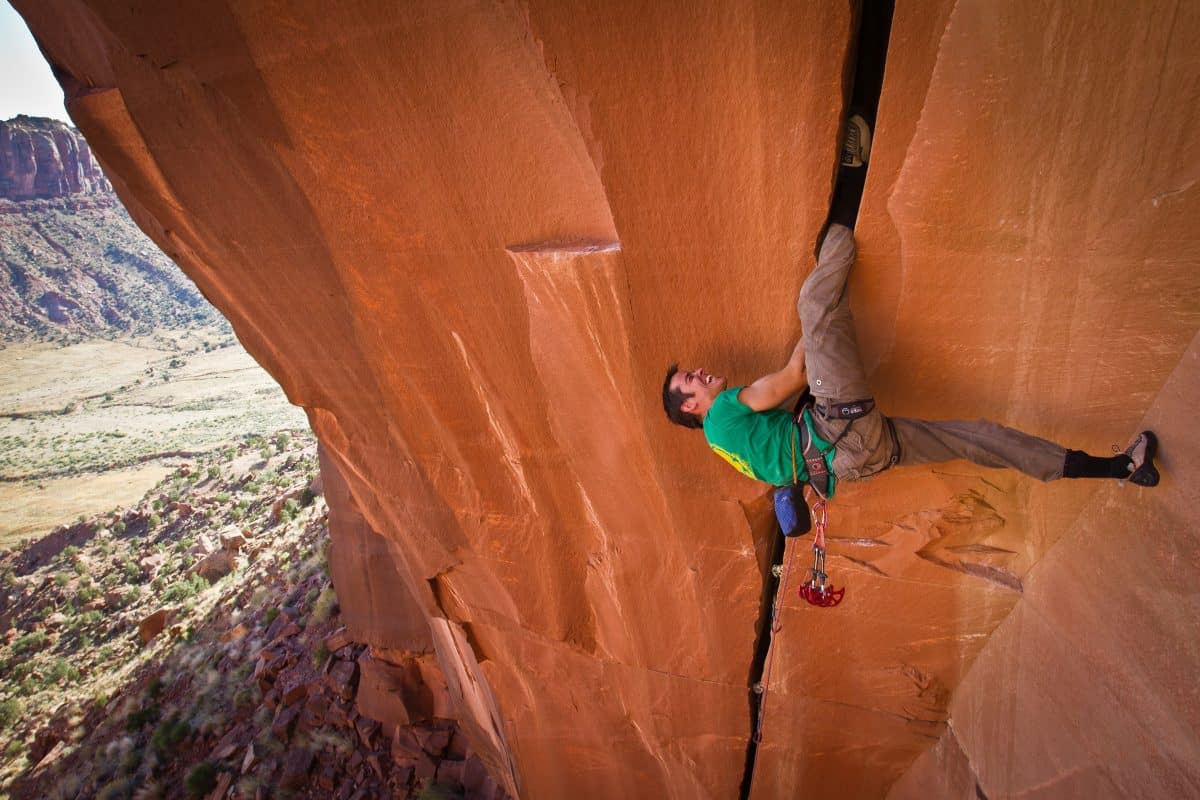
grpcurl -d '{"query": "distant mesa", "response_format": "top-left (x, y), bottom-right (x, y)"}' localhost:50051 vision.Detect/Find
top-left (0, 116), bottom-right (221, 341)
top-left (0, 115), bottom-right (111, 201)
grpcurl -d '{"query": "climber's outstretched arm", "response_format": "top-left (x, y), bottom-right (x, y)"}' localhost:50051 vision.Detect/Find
top-left (738, 338), bottom-right (807, 412)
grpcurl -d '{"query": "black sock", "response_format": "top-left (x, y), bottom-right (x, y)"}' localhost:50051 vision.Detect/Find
top-left (1063, 450), bottom-right (1132, 479)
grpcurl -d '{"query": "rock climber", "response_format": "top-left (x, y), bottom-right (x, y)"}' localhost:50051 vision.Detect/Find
top-left (661, 113), bottom-right (1160, 507)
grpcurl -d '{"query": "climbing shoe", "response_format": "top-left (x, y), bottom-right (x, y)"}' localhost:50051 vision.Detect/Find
top-left (1123, 430), bottom-right (1160, 487)
top-left (840, 112), bottom-right (872, 169)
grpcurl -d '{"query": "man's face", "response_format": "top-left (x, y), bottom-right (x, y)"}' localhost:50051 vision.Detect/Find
top-left (670, 367), bottom-right (727, 414)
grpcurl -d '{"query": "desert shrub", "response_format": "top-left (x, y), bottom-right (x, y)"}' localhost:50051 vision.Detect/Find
top-left (262, 608), bottom-right (280, 626)
top-left (95, 776), bottom-right (135, 800)
top-left (12, 631), bottom-right (48, 655)
top-left (121, 559), bottom-right (142, 583)
top-left (312, 587), bottom-right (338, 623)
top-left (163, 574), bottom-right (207, 604)
top-left (9, 661), bottom-right (33, 683)
top-left (61, 545), bottom-right (80, 561)
top-left (185, 762), bottom-right (217, 798)
top-left (147, 513), bottom-right (161, 529)
top-left (311, 643), bottom-right (330, 670)
top-left (0, 698), bottom-right (20, 729)
top-left (233, 687), bottom-right (254, 710)
top-left (53, 572), bottom-right (71, 587)
top-left (78, 610), bottom-right (104, 626)
top-left (215, 492), bottom-right (230, 503)
top-left (45, 658), bottom-right (81, 686)
top-left (152, 716), bottom-right (191, 753)
top-left (126, 705), bottom-right (159, 732)
top-left (113, 520), bottom-right (126, 535)
top-left (299, 487), bottom-right (315, 507)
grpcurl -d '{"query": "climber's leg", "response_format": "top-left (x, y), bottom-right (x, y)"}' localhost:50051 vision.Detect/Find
top-left (797, 224), bottom-right (871, 405)
top-left (889, 417), bottom-right (1154, 484)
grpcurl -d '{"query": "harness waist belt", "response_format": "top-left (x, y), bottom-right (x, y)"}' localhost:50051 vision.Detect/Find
top-left (796, 410), bottom-right (833, 499)
top-left (816, 398), bottom-right (875, 420)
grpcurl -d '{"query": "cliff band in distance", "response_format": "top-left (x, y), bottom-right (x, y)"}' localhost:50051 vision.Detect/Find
top-left (13, 1), bottom-right (1200, 797)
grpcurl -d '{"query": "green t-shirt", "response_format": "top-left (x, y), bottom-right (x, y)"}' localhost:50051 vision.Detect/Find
top-left (703, 388), bottom-right (807, 486)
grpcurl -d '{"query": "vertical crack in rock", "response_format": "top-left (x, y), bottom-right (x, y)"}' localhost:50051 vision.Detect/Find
top-left (739, 510), bottom-right (786, 800)
top-left (741, 0), bottom-right (895, 796)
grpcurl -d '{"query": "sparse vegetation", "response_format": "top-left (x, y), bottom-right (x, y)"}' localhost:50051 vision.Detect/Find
top-left (184, 762), bottom-right (217, 798)
top-left (0, 699), bottom-right (20, 730)
top-left (0, 435), bottom-right (332, 796)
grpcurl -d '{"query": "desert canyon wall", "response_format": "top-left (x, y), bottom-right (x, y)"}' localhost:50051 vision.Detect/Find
top-left (11, 1), bottom-right (1199, 797)
top-left (0, 115), bottom-right (110, 200)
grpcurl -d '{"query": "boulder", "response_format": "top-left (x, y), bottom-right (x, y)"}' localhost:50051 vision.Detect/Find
top-left (218, 527), bottom-right (246, 552)
top-left (137, 609), bottom-right (171, 644)
top-left (326, 660), bottom-right (359, 701)
top-left (139, 552), bottom-right (166, 577)
top-left (279, 748), bottom-right (314, 790)
top-left (220, 623), bottom-right (250, 643)
top-left (193, 549), bottom-right (238, 582)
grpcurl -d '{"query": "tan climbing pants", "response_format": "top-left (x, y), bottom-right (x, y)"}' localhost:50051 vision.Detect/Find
top-left (797, 224), bottom-right (1066, 483)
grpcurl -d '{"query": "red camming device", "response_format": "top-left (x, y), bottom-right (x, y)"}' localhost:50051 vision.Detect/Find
top-left (798, 496), bottom-right (844, 607)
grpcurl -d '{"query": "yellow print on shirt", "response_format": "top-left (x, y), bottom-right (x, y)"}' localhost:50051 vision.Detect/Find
top-left (709, 443), bottom-right (757, 480)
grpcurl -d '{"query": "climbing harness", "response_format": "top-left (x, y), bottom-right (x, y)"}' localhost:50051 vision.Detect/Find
top-left (814, 397), bottom-right (875, 420)
top-left (797, 490), bottom-right (845, 607)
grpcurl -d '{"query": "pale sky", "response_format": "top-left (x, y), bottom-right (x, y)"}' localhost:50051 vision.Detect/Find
top-left (0, 2), bottom-right (71, 123)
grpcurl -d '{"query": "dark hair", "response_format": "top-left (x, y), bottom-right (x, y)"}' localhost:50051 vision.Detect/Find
top-left (662, 363), bottom-right (704, 429)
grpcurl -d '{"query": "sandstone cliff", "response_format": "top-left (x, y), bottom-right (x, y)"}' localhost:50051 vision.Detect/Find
top-left (11, 2), bottom-right (1198, 797)
top-left (0, 115), bottom-right (110, 200)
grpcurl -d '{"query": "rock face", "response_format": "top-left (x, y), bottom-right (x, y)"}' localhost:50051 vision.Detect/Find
top-left (0, 115), bottom-right (110, 200)
top-left (13, 2), bottom-right (1200, 797)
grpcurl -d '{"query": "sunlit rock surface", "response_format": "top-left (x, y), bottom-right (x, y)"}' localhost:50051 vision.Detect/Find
top-left (0, 115), bottom-right (110, 200)
top-left (13, 1), bottom-right (1198, 797)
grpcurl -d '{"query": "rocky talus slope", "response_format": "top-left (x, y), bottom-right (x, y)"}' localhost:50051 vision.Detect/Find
top-left (0, 434), bottom-right (506, 799)
top-left (0, 116), bottom-right (221, 341)
top-left (11, 2), bottom-right (1200, 797)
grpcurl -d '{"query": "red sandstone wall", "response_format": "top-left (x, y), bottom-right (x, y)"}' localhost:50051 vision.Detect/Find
top-left (13, 1), bottom-right (1199, 797)
top-left (869, 1), bottom-right (1200, 797)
